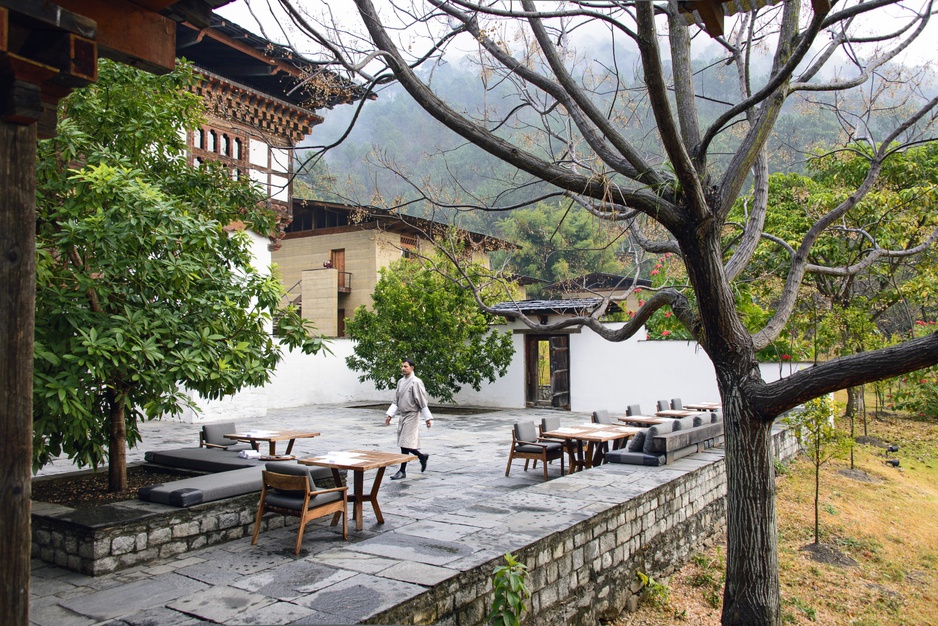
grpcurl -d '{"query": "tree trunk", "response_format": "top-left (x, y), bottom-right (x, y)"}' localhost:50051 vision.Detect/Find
top-left (721, 393), bottom-right (781, 626)
top-left (107, 387), bottom-right (128, 492)
top-left (0, 120), bottom-right (37, 626)
top-left (845, 386), bottom-right (860, 418)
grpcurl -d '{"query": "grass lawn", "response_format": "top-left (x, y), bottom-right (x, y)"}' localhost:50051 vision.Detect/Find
top-left (612, 412), bottom-right (938, 626)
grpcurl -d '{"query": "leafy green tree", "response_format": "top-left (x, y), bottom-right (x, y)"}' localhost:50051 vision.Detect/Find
top-left (345, 255), bottom-right (514, 403)
top-left (33, 60), bottom-right (325, 491)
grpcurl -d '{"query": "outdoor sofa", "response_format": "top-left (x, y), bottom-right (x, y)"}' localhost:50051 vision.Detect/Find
top-left (605, 411), bottom-right (724, 466)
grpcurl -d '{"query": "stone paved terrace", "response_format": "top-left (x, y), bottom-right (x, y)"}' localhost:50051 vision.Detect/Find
top-left (29, 403), bottom-right (771, 625)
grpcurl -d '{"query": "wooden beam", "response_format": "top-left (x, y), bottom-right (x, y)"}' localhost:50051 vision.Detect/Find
top-left (695, 1), bottom-right (725, 38)
top-left (55, 0), bottom-right (177, 74)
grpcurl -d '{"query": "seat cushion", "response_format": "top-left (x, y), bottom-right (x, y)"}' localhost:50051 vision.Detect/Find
top-left (515, 442), bottom-right (563, 454)
top-left (627, 429), bottom-right (647, 452)
top-left (264, 489), bottom-right (344, 511)
top-left (145, 448), bottom-right (262, 472)
top-left (626, 404), bottom-right (642, 417)
top-left (138, 466), bottom-right (263, 507)
top-left (541, 416), bottom-right (561, 433)
top-left (672, 416), bottom-right (696, 431)
top-left (605, 449), bottom-right (665, 466)
top-left (642, 423), bottom-right (674, 454)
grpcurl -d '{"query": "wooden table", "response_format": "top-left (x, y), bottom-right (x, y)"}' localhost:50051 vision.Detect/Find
top-left (683, 402), bottom-right (722, 411)
top-left (617, 415), bottom-right (670, 426)
top-left (223, 430), bottom-right (320, 456)
top-left (541, 425), bottom-right (641, 472)
top-left (655, 409), bottom-right (700, 418)
top-left (298, 450), bottom-right (416, 531)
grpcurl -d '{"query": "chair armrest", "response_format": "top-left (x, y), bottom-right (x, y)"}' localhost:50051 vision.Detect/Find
top-left (202, 442), bottom-right (229, 450)
top-left (310, 485), bottom-right (348, 497)
top-left (517, 440), bottom-right (554, 449)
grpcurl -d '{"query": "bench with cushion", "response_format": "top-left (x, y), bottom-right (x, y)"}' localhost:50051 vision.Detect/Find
top-left (606, 411), bottom-right (724, 466)
top-left (139, 466), bottom-right (264, 507)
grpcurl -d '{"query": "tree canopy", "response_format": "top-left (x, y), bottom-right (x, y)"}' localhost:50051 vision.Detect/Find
top-left (345, 253), bottom-right (515, 403)
top-left (247, 1), bottom-right (938, 623)
top-left (33, 59), bottom-right (325, 491)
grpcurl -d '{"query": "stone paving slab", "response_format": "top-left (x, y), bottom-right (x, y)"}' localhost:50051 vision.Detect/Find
top-left (30, 402), bottom-right (728, 625)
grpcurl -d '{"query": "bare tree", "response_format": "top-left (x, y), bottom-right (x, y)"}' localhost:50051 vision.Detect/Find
top-left (260, 0), bottom-right (938, 623)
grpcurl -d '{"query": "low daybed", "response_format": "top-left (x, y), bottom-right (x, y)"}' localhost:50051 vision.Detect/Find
top-left (606, 411), bottom-right (724, 466)
top-left (141, 442), bottom-right (346, 508)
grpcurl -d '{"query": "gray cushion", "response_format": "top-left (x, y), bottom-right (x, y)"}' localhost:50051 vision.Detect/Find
top-left (515, 442), bottom-right (564, 454)
top-left (670, 398), bottom-right (683, 410)
top-left (711, 410), bottom-right (723, 423)
top-left (605, 449), bottom-right (665, 466)
top-left (138, 466), bottom-right (263, 507)
top-left (263, 489), bottom-right (344, 511)
top-left (672, 416), bottom-right (696, 431)
top-left (145, 448), bottom-right (262, 472)
top-left (627, 429), bottom-right (647, 452)
top-left (202, 422), bottom-right (244, 448)
top-left (626, 404), bottom-right (642, 417)
top-left (693, 414), bottom-right (706, 427)
top-left (514, 422), bottom-right (538, 442)
top-left (265, 461), bottom-right (347, 489)
top-left (592, 410), bottom-right (613, 425)
top-left (541, 416), bottom-right (561, 433)
top-left (657, 400), bottom-right (670, 412)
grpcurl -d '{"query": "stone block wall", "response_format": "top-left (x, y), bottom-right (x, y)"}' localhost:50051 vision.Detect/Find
top-left (31, 493), bottom-right (291, 576)
top-left (367, 424), bottom-right (798, 625)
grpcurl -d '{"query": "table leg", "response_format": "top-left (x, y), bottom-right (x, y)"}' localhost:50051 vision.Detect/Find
top-left (267, 441), bottom-right (277, 456)
top-left (353, 470), bottom-right (365, 531)
top-left (367, 468), bottom-right (386, 524)
top-left (284, 439), bottom-right (295, 455)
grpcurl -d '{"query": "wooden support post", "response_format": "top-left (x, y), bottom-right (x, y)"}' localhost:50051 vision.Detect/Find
top-left (0, 117), bottom-right (37, 626)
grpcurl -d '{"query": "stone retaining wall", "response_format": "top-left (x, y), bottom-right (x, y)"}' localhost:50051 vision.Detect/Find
top-left (367, 424), bottom-right (799, 625)
top-left (31, 492), bottom-right (287, 576)
top-left (32, 423), bottom-right (800, 626)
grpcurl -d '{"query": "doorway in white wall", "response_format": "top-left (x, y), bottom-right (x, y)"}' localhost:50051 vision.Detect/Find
top-left (525, 334), bottom-right (570, 409)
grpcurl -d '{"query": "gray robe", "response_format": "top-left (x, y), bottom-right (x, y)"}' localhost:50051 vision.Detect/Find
top-left (391, 374), bottom-right (431, 449)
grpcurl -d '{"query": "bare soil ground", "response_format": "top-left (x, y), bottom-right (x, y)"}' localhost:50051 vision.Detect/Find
top-left (610, 413), bottom-right (938, 626)
top-left (31, 465), bottom-right (197, 508)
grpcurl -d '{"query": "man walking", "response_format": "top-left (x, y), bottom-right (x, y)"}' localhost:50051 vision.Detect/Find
top-left (385, 358), bottom-right (432, 480)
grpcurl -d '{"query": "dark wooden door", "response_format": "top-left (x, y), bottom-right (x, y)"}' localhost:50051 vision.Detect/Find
top-left (550, 335), bottom-right (570, 409)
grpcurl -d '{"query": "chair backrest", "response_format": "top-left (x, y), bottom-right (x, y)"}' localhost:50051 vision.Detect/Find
top-left (541, 416), bottom-right (561, 434)
top-left (514, 422), bottom-right (538, 443)
top-left (626, 404), bottom-right (642, 417)
top-left (670, 398), bottom-right (683, 410)
top-left (265, 461), bottom-right (313, 491)
top-left (657, 399), bottom-right (670, 412)
top-left (202, 422), bottom-right (239, 447)
top-left (262, 470), bottom-right (309, 495)
top-left (592, 410), bottom-right (613, 424)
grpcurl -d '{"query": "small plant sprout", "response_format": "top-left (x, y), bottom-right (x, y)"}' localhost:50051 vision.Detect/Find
top-left (489, 552), bottom-right (530, 626)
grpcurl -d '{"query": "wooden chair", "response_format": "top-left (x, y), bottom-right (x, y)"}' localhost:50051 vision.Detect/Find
top-left (626, 404), bottom-right (643, 417)
top-left (251, 464), bottom-right (348, 554)
top-left (657, 399), bottom-right (671, 412)
top-left (670, 397), bottom-right (684, 410)
top-left (505, 422), bottom-right (565, 480)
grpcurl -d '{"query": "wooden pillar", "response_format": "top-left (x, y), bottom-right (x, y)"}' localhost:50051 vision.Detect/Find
top-left (0, 118), bottom-right (37, 626)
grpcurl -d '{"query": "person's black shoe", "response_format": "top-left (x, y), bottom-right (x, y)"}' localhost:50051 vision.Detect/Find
top-left (391, 470), bottom-right (406, 480)
top-left (420, 454), bottom-right (429, 472)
